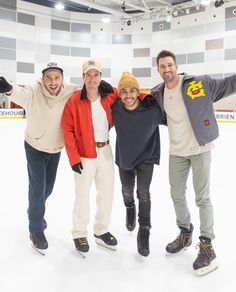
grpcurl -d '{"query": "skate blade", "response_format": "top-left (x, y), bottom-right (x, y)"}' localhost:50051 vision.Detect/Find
top-left (195, 259), bottom-right (218, 276)
top-left (75, 249), bottom-right (88, 258)
top-left (95, 238), bottom-right (117, 251)
top-left (31, 244), bottom-right (46, 256)
top-left (165, 247), bottom-right (188, 256)
top-left (135, 253), bottom-right (148, 262)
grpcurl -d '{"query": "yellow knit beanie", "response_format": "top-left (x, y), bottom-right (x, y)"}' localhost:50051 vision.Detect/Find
top-left (118, 71), bottom-right (140, 95)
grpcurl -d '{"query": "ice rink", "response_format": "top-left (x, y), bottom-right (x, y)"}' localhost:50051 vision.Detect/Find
top-left (0, 118), bottom-right (235, 292)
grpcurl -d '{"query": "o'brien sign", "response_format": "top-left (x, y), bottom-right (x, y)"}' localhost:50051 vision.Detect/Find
top-left (215, 110), bottom-right (236, 123)
top-left (0, 109), bottom-right (25, 119)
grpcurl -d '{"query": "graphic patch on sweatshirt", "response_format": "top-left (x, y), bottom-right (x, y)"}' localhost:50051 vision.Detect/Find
top-left (187, 81), bottom-right (206, 100)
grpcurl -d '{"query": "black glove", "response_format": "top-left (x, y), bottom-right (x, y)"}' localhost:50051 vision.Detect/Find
top-left (141, 94), bottom-right (157, 108)
top-left (72, 162), bottom-right (83, 174)
top-left (0, 76), bottom-right (13, 93)
top-left (99, 80), bottom-right (114, 98)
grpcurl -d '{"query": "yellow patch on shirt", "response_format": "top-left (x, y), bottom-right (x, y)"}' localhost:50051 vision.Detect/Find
top-left (187, 81), bottom-right (206, 100)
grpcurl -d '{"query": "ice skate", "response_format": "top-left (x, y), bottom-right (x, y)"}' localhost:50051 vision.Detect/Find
top-left (137, 226), bottom-right (150, 258)
top-left (126, 204), bottom-right (136, 232)
top-left (30, 232), bottom-right (48, 256)
top-left (193, 237), bottom-right (218, 276)
top-left (166, 223), bottom-right (194, 255)
top-left (74, 237), bottom-right (89, 258)
top-left (94, 232), bottom-right (117, 250)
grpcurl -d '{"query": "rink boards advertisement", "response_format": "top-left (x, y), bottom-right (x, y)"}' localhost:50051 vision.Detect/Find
top-left (0, 109), bottom-right (25, 118)
top-left (0, 108), bottom-right (236, 122)
top-left (214, 110), bottom-right (236, 123)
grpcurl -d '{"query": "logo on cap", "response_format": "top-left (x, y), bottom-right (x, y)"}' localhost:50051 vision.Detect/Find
top-left (83, 59), bottom-right (102, 74)
top-left (47, 62), bottom-right (58, 68)
top-left (42, 62), bottom-right (63, 74)
top-left (88, 60), bottom-right (96, 66)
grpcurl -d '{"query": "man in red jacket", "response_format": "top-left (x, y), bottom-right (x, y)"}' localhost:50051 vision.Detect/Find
top-left (62, 59), bottom-right (118, 257)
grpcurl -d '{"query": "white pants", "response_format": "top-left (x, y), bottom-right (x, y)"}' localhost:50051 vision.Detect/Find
top-left (72, 144), bottom-right (114, 238)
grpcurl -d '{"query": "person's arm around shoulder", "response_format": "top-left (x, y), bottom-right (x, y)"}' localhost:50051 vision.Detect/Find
top-left (139, 92), bottom-right (167, 125)
top-left (99, 80), bottom-right (119, 106)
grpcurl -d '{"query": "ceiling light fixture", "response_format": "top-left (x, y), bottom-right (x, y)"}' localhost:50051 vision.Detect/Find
top-left (55, 2), bottom-right (65, 10)
top-left (200, 0), bottom-right (211, 5)
top-left (166, 14), bottom-right (172, 22)
top-left (102, 17), bottom-right (110, 23)
top-left (214, 0), bottom-right (224, 7)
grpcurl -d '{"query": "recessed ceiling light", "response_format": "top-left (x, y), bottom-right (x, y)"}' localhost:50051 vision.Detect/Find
top-left (55, 3), bottom-right (65, 10)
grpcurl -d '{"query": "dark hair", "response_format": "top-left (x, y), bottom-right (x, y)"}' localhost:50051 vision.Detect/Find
top-left (156, 50), bottom-right (176, 66)
top-left (80, 80), bottom-right (114, 100)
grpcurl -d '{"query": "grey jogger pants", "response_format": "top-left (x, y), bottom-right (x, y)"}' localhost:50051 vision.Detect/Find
top-left (169, 151), bottom-right (215, 239)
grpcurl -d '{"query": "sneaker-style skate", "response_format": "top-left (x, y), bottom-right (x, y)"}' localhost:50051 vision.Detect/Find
top-left (74, 237), bottom-right (89, 258)
top-left (193, 237), bottom-right (218, 276)
top-left (126, 205), bottom-right (136, 232)
top-left (94, 232), bottom-right (117, 250)
top-left (30, 232), bottom-right (48, 255)
top-left (166, 223), bottom-right (194, 254)
top-left (137, 226), bottom-right (150, 257)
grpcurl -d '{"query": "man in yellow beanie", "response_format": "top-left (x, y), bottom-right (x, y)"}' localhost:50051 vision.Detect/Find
top-left (112, 71), bottom-right (166, 257)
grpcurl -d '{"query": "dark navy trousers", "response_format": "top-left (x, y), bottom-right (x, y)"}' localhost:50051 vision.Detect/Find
top-left (24, 141), bottom-right (61, 233)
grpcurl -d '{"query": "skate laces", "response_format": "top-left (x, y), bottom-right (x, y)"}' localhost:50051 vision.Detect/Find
top-left (78, 238), bottom-right (88, 246)
top-left (195, 242), bottom-right (212, 263)
top-left (171, 231), bottom-right (190, 249)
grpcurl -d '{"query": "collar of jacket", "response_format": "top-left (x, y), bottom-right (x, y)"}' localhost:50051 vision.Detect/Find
top-left (151, 72), bottom-right (194, 93)
top-left (80, 84), bottom-right (109, 100)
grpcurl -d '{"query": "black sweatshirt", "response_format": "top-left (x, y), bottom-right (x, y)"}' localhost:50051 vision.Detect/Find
top-left (112, 100), bottom-right (166, 170)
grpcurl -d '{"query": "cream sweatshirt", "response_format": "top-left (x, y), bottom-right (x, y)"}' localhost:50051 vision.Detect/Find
top-left (10, 79), bottom-right (78, 153)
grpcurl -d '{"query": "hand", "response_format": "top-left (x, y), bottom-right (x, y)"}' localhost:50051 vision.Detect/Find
top-left (99, 80), bottom-right (114, 96)
top-left (72, 162), bottom-right (83, 174)
top-left (141, 94), bottom-right (157, 108)
top-left (0, 76), bottom-right (13, 94)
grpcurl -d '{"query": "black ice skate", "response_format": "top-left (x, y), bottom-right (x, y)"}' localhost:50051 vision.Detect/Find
top-left (94, 232), bottom-right (117, 250)
top-left (137, 226), bottom-right (150, 257)
top-left (30, 232), bottom-right (48, 255)
top-left (193, 237), bottom-right (218, 276)
top-left (74, 237), bottom-right (89, 258)
top-left (166, 223), bottom-right (194, 254)
top-left (126, 204), bottom-right (136, 232)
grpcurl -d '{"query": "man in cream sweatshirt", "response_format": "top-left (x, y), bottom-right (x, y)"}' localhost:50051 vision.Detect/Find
top-left (0, 62), bottom-right (77, 254)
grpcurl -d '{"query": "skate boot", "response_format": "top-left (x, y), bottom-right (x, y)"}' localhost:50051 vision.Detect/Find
top-left (166, 223), bottom-right (194, 254)
top-left (126, 204), bottom-right (136, 232)
top-left (193, 236), bottom-right (218, 276)
top-left (30, 232), bottom-right (48, 255)
top-left (43, 219), bottom-right (47, 230)
top-left (137, 226), bottom-right (150, 257)
top-left (94, 232), bottom-right (117, 250)
top-left (74, 237), bottom-right (89, 258)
